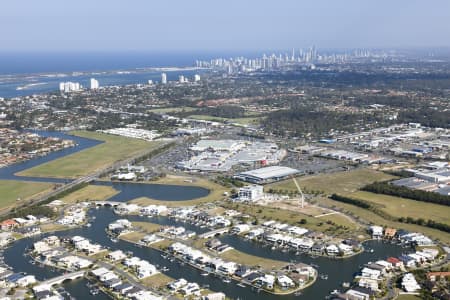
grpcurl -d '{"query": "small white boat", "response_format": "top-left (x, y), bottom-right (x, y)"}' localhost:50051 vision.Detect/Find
top-left (200, 272), bottom-right (209, 276)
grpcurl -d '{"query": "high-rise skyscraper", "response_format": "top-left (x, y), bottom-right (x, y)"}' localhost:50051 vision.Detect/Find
top-left (161, 73), bottom-right (167, 84)
top-left (90, 78), bottom-right (99, 89)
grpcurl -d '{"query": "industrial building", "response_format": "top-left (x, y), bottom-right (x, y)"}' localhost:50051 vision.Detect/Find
top-left (234, 166), bottom-right (299, 184)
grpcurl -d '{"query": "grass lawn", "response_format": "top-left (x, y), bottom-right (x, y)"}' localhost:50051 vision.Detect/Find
top-left (219, 249), bottom-right (287, 270)
top-left (266, 168), bottom-right (397, 195)
top-left (140, 273), bottom-right (173, 289)
top-left (187, 114), bottom-right (262, 125)
top-left (129, 175), bottom-right (228, 207)
top-left (350, 191), bottom-right (450, 225)
top-left (0, 180), bottom-right (54, 211)
top-left (18, 131), bottom-right (162, 179)
top-left (60, 184), bottom-right (118, 205)
top-left (131, 221), bottom-right (161, 233)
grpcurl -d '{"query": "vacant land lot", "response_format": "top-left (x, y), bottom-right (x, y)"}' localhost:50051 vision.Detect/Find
top-left (267, 168), bottom-right (396, 195)
top-left (60, 184), bottom-right (118, 204)
top-left (0, 180), bottom-right (54, 211)
top-left (350, 191), bottom-right (450, 225)
top-left (18, 131), bottom-right (161, 179)
top-left (131, 221), bottom-right (161, 233)
top-left (219, 249), bottom-right (287, 270)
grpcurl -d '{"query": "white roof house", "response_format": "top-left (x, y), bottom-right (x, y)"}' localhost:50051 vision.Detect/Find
top-left (402, 273), bottom-right (421, 292)
top-left (361, 267), bottom-right (381, 279)
top-left (326, 244), bottom-right (339, 255)
top-left (369, 225), bottom-right (383, 237)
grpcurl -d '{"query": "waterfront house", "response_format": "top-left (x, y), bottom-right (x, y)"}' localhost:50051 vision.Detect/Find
top-left (107, 250), bottom-right (127, 261)
top-left (343, 287), bottom-right (373, 300)
top-left (0, 232), bottom-right (14, 247)
top-left (338, 243), bottom-right (354, 256)
top-left (202, 292), bottom-right (226, 300)
top-left (137, 261), bottom-right (158, 279)
top-left (368, 225), bottom-right (383, 239)
top-left (326, 244), bottom-right (339, 256)
top-left (91, 267), bottom-right (110, 278)
top-left (167, 278), bottom-right (188, 291)
top-left (113, 283), bottom-right (134, 295)
top-left (231, 224), bottom-right (250, 234)
top-left (384, 228), bottom-right (397, 239)
top-left (234, 265), bottom-right (252, 278)
top-left (105, 278), bottom-right (122, 289)
top-left (361, 267), bottom-right (381, 279)
top-left (277, 274), bottom-right (295, 289)
top-left (245, 228), bottom-right (264, 239)
top-left (358, 277), bottom-right (379, 291)
top-left (0, 219), bottom-right (18, 230)
top-left (386, 257), bottom-right (403, 269)
top-left (311, 243), bottom-right (325, 254)
top-left (399, 255), bottom-right (416, 268)
top-left (99, 272), bottom-right (119, 283)
top-left (179, 282), bottom-right (201, 296)
top-left (218, 261), bottom-right (237, 275)
top-left (254, 274), bottom-right (275, 289)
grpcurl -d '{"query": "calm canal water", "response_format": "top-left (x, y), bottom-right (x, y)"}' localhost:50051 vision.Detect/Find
top-left (3, 208), bottom-right (409, 300)
top-left (0, 130), bottom-right (101, 183)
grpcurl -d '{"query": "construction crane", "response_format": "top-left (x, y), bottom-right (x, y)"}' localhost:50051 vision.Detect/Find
top-left (291, 175), bottom-right (305, 209)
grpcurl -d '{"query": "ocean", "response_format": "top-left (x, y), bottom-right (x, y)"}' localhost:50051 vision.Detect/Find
top-left (0, 51), bottom-right (258, 98)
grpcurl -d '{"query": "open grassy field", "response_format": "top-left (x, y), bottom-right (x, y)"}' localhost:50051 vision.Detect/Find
top-left (350, 191), bottom-right (450, 225)
top-left (0, 180), bottom-right (54, 211)
top-left (18, 131), bottom-right (161, 179)
top-left (219, 249), bottom-right (287, 270)
top-left (319, 196), bottom-right (450, 244)
top-left (187, 114), bottom-right (262, 125)
top-left (148, 106), bottom-right (197, 114)
top-left (60, 184), bottom-right (118, 204)
top-left (266, 168), bottom-right (397, 195)
top-left (129, 175), bottom-right (229, 207)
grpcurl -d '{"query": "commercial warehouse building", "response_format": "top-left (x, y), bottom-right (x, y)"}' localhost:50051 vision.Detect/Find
top-left (234, 166), bottom-right (299, 184)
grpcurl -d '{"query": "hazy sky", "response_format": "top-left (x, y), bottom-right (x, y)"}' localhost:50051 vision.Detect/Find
top-left (1, 0), bottom-right (450, 52)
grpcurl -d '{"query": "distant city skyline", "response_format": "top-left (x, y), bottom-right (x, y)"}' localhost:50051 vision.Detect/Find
top-left (1, 0), bottom-right (450, 52)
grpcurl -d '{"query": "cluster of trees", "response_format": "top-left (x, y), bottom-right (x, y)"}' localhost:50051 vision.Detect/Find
top-left (362, 182), bottom-right (450, 206)
top-left (398, 108), bottom-right (450, 128)
top-left (398, 217), bottom-right (450, 233)
top-left (262, 105), bottom-right (389, 137)
top-left (330, 194), bottom-right (371, 209)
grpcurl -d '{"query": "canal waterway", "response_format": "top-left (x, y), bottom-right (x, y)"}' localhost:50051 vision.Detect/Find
top-left (3, 207), bottom-right (410, 300)
top-left (0, 130), bottom-right (102, 183)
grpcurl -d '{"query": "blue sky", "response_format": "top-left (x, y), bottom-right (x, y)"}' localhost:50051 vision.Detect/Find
top-left (1, 0), bottom-right (450, 52)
